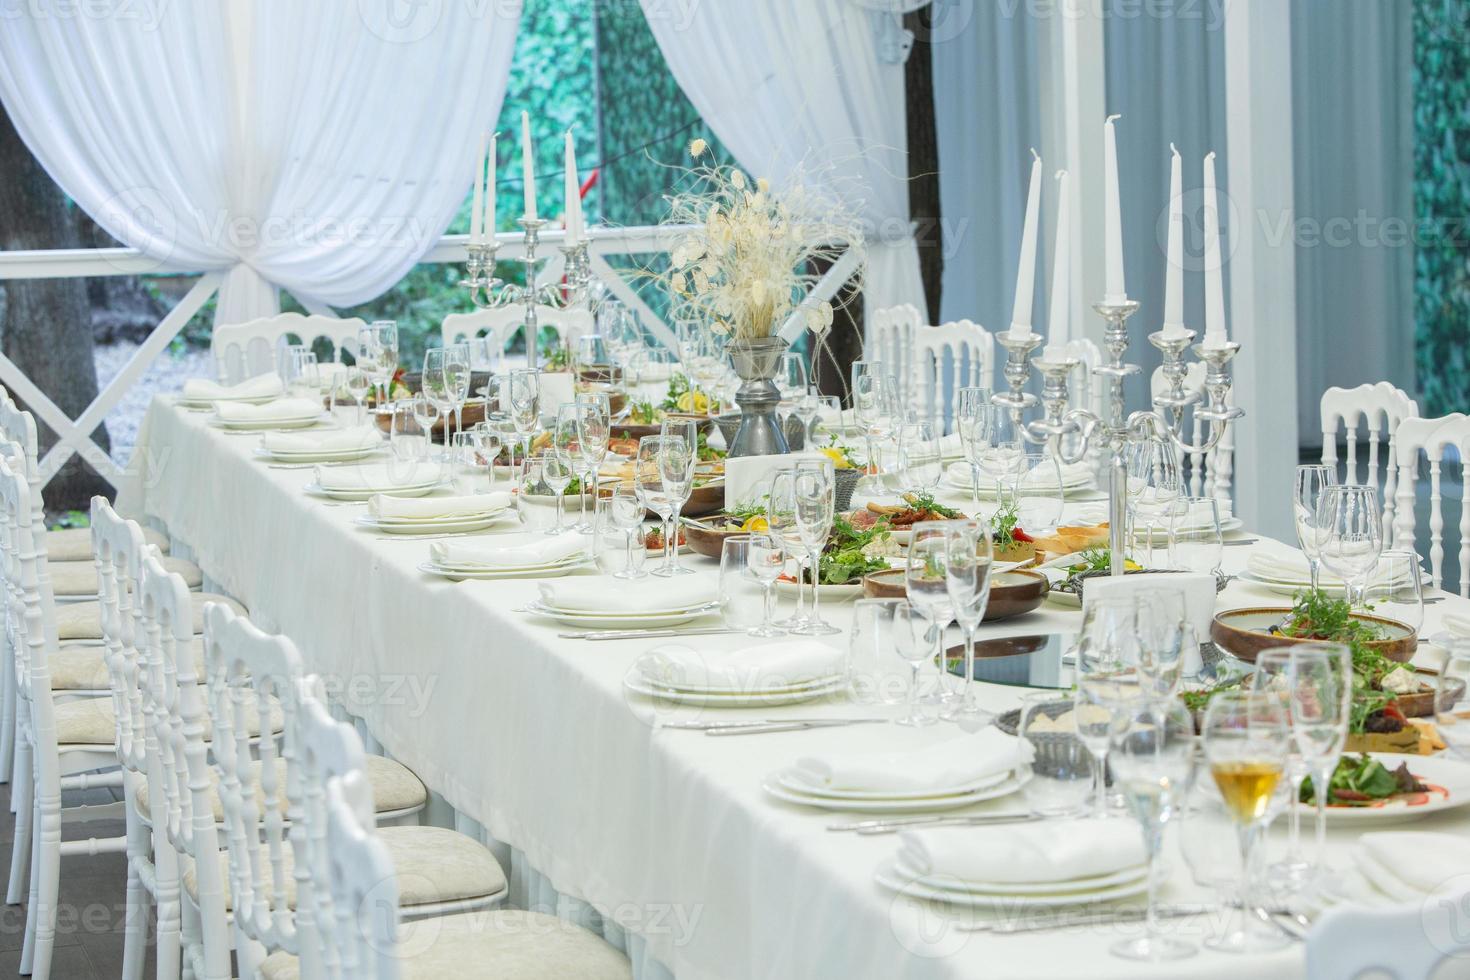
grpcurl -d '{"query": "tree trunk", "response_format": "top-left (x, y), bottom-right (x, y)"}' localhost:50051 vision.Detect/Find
top-left (0, 101), bottom-right (112, 514)
top-left (905, 6), bottom-right (943, 322)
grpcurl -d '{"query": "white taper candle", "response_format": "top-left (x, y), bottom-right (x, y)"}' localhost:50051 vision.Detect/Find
top-left (1202, 151), bottom-right (1228, 348)
top-left (1047, 169), bottom-right (1071, 346)
top-left (1103, 113), bottom-right (1127, 302)
top-left (1009, 148), bottom-right (1042, 339)
top-left (1162, 142), bottom-right (1186, 337)
top-left (521, 111), bottom-right (537, 221)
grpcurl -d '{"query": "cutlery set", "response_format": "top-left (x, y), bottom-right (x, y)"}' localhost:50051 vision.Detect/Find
top-left (828, 811), bottom-right (1037, 835)
top-left (558, 626), bottom-right (740, 641)
top-left (656, 717), bottom-right (885, 737)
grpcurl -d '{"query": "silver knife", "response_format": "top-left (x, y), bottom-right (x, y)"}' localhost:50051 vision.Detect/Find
top-left (660, 717), bottom-right (876, 731)
top-left (704, 718), bottom-right (886, 736)
top-left (831, 811), bottom-right (1034, 833)
top-left (850, 812), bottom-right (1038, 835)
top-left (558, 626), bottom-right (740, 641)
top-left (960, 905), bottom-right (1215, 934)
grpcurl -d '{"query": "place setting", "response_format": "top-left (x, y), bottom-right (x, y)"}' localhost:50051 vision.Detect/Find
top-left (253, 426), bottom-right (387, 466)
top-left (176, 372), bottom-right (284, 410)
top-left (303, 460), bottom-right (447, 501)
top-left (357, 490), bottom-right (516, 536)
top-left (624, 637), bottom-right (850, 708)
top-left (419, 530), bottom-right (591, 580)
top-left (521, 575), bottom-right (719, 629)
top-left (208, 395), bottom-right (328, 432)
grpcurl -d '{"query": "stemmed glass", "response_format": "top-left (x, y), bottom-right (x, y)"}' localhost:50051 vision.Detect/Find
top-left (470, 422), bottom-right (501, 490)
top-left (792, 466), bottom-right (838, 636)
top-left (655, 419), bottom-right (696, 576)
top-left (1202, 690), bottom-right (1292, 954)
top-left (539, 443), bottom-right (574, 536)
top-left (1250, 649), bottom-right (1313, 888)
top-left (955, 386), bottom-right (992, 503)
top-left (575, 392), bottom-right (611, 533)
top-left (892, 601), bottom-right (938, 727)
top-left (635, 436), bottom-right (676, 570)
top-left (506, 369), bottom-right (540, 471)
top-left (1108, 697), bottom-right (1198, 962)
top-left (906, 521), bottom-right (957, 707)
top-left (444, 342), bottom-right (472, 435)
top-left (1126, 438), bottom-right (1182, 559)
top-left (1167, 496), bottom-right (1224, 576)
top-left (1316, 484), bottom-right (1382, 606)
top-left (942, 519), bottom-right (994, 727)
top-left (1365, 550), bottom-right (1424, 635)
top-left (608, 481), bottom-right (646, 579)
top-left (768, 472), bottom-right (811, 629)
top-left (343, 358), bottom-right (371, 427)
top-left (744, 532), bottom-right (786, 637)
top-left (1134, 589), bottom-right (1190, 695)
top-left (409, 395), bottom-right (438, 460)
top-left (365, 320), bottom-right (398, 405)
top-left (1287, 644), bottom-right (1352, 897)
top-left (422, 349), bottom-right (454, 455)
top-left (1293, 464), bottom-right (1337, 591)
top-left (552, 406), bottom-right (585, 533)
top-left (897, 421), bottom-right (942, 496)
top-left (1073, 598), bottom-right (1139, 818)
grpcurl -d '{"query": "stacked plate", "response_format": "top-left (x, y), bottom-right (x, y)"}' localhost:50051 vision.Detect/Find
top-left (523, 597), bottom-right (717, 629)
top-left (874, 854), bottom-right (1148, 909)
top-left (624, 669), bottom-right (847, 707)
top-left (763, 766), bottom-right (1030, 814)
top-left (304, 463), bottom-right (444, 501)
top-left (210, 397), bottom-right (326, 431)
top-left (253, 427), bottom-right (383, 465)
top-left (357, 504), bottom-right (514, 536)
top-left (177, 374), bottom-right (284, 410)
top-left (1242, 552), bottom-right (1428, 596)
top-left (420, 550), bottom-right (587, 580)
top-left (419, 534), bottom-right (589, 580)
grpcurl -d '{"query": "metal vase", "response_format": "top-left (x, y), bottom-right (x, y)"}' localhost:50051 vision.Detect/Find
top-left (726, 336), bottom-right (790, 458)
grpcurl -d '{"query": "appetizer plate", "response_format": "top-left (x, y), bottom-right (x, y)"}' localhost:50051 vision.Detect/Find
top-left (303, 480), bottom-right (444, 501)
top-left (875, 858), bottom-right (1149, 908)
top-left (764, 769), bottom-right (1031, 814)
top-left (1303, 752), bottom-right (1470, 824)
top-left (774, 766), bottom-right (1012, 802)
top-left (622, 674), bottom-right (847, 707)
top-left (892, 855), bottom-right (1149, 897)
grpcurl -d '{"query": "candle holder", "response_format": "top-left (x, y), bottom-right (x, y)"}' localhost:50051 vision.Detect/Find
top-left (992, 298), bottom-right (1242, 576)
top-left (458, 217), bottom-right (566, 372)
top-left (559, 238), bottom-right (595, 310)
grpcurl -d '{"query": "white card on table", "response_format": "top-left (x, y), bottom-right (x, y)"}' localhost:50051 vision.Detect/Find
top-left (1082, 572), bottom-right (1217, 676)
top-left (724, 452), bottom-right (833, 511)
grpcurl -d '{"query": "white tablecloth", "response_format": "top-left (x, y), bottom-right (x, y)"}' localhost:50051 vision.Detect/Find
top-left (118, 397), bottom-right (1470, 979)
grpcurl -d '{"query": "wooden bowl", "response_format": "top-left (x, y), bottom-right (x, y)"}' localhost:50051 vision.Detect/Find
top-left (683, 519), bottom-right (747, 560)
top-left (372, 398), bottom-right (487, 443)
top-left (862, 568), bottom-right (1049, 622)
top-left (682, 481), bottom-right (726, 519)
top-left (1210, 607), bottom-right (1418, 664)
top-left (611, 414), bottom-right (715, 441)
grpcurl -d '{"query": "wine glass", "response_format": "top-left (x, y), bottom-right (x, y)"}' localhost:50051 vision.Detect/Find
top-left (897, 421), bottom-right (942, 496)
top-left (367, 320), bottom-right (398, 405)
top-left (608, 481), bottom-right (647, 579)
top-left (955, 386), bottom-right (992, 503)
top-left (506, 369), bottom-right (540, 470)
top-left (792, 466), bottom-right (838, 636)
top-left (343, 358), bottom-right (371, 427)
top-left (744, 532), bottom-right (786, 638)
top-left (1294, 464), bottom-right (1337, 592)
top-left (539, 446), bottom-right (573, 536)
top-left (1316, 484), bottom-right (1382, 606)
top-left (1250, 648), bottom-right (1313, 889)
top-left (892, 600), bottom-right (938, 727)
top-left (422, 348), bottom-right (454, 454)
top-left (1365, 549), bottom-right (1424, 635)
top-left (575, 392), bottom-right (611, 532)
top-left (470, 421), bottom-right (501, 490)
top-left (942, 519), bottom-right (994, 728)
top-left (1201, 690), bottom-right (1292, 953)
top-left (552, 406), bottom-right (585, 532)
top-left (906, 521), bottom-right (957, 705)
top-left (1167, 496), bottom-right (1224, 576)
top-left (355, 331), bottom-right (382, 405)
top-left (1108, 696), bottom-right (1197, 962)
top-left (444, 342), bottom-right (472, 435)
top-left (409, 394), bottom-right (438, 460)
top-left (1286, 644), bottom-right (1351, 898)
top-left (655, 420), bottom-right (696, 577)
top-left (634, 436), bottom-right (676, 569)
top-left (766, 472), bottom-right (810, 629)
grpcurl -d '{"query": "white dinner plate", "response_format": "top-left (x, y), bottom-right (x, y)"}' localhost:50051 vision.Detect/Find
top-left (418, 558), bottom-right (591, 581)
top-left (355, 511), bottom-right (514, 535)
top-left (1239, 570), bottom-right (1429, 598)
top-left (875, 857), bottom-right (1149, 908)
top-left (891, 855), bottom-right (1149, 897)
top-left (761, 769), bottom-right (1031, 813)
top-left (211, 414), bottom-right (324, 431)
top-left (623, 674), bottom-right (847, 707)
top-left (179, 394), bottom-right (277, 410)
top-left (522, 601), bottom-right (718, 629)
top-left (1298, 753), bottom-right (1470, 824)
top-left (774, 766), bottom-right (1012, 802)
top-left (253, 446), bottom-right (384, 464)
top-left (303, 481), bottom-right (443, 501)
top-left (631, 663), bottom-right (845, 698)
top-left (773, 578), bottom-right (867, 601)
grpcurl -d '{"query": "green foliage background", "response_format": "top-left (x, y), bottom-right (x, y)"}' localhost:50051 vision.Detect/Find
top-left (1413, 0), bottom-right (1470, 415)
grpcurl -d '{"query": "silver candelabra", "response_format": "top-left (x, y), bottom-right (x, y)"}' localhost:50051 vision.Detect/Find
top-left (458, 219), bottom-right (596, 371)
top-left (992, 298), bottom-right (1243, 576)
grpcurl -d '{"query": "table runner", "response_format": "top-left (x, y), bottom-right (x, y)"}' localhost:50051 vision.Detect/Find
top-left (119, 396), bottom-right (1470, 979)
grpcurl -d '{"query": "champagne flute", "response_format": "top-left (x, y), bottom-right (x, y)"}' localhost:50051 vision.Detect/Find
top-left (655, 420), bottom-right (696, 577)
top-left (1202, 690), bottom-right (1292, 953)
top-left (422, 348), bottom-right (453, 455)
top-left (344, 356), bottom-right (372, 427)
top-left (409, 394), bottom-right (438, 461)
top-left (792, 466), bottom-right (838, 636)
top-left (956, 386), bottom-right (992, 503)
top-left (1108, 697), bottom-right (1197, 962)
top-left (540, 446), bottom-right (573, 536)
top-left (892, 600), bottom-right (938, 727)
top-left (608, 481), bottom-right (646, 579)
top-left (575, 392), bottom-right (611, 534)
top-left (507, 369), bottom-right (540, 470)
top-left (368, 320), bottom-right (398, 405)
top-left (634, 436), bottom-right (675, 569)
top-left (1250, 648), bottom-right (1312, 889)
top-left (906, 521), bottom-right (957, 704)
top-left (1294, 464), bottom-right (1337, 592)
top-left (1073, 598), bottom-right (1139, 817)
top-left (942, 519), bottom-right (994, 727)
top-left (1316, 484), bottom-right (1382, 606)
top-left (1287, 644), bottom-right (1351, 897)
top-left (745, 532), bottom-right (786, 638)
top-left (768, 472), bottom-right (809, 629)
top-left (444, 342), bottom-right (472, 436)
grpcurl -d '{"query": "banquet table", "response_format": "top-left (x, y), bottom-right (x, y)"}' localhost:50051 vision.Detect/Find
top-left (117, 395), bottom-right (1470, 980)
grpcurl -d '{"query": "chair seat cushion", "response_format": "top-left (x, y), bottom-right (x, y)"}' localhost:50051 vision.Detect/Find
top-left (259, 909), bottom-right (630, 980)
top-left (185, 825), bottom-right (505, 912)
top-left (55, 592), bottom-right (244, 641)
top-left (137, 753), bottom-right (426, 822)
top-left (49, 637), bottom-right (206, 692)
top-left (50, 556), bottom-right (203, 597)
top-left (53, 691), bottom-right (282, 747)
top-left (48, 525), bottom-right (168, 562)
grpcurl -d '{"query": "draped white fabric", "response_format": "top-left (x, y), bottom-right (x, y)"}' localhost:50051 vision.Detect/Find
top-left (639, 0), bottom-right (924, 326)
top-left (0, 0), bottom-right (520, 321)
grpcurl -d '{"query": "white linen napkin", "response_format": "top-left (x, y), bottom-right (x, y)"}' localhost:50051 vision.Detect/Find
top-left (369, 491), bottom-right (511, 521)
top-left (1246, 549), bottom-right (1413, 587)
top-left (1356, 832), bottom-right (1470, 900)
top-left (215, 397), bottom-right (322, 423)
top-left (313, 462), bottom-right (442, 492)
top-left (898, 819), bottom-right (1144, 884)
top-left (793, 728), bottom-right (1030, 794)
top-left (182, 374), bottom-right (283, 401)
top-left (261, 427), bottom-right (381, 454)
top-left (430, 533), bottom-right (586, 569)
top-left (1445, 614), bottom-right (1470, 638)
top-left (638, 640), bottom-right (844, 692)
top-left (537, 576), bottom-right (716, 612)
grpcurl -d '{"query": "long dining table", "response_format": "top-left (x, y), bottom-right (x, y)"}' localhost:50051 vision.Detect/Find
top-left (116, 395), bottom-right (1470, 980)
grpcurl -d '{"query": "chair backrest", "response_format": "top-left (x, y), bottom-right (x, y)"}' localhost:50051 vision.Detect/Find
top-left (137, 556), bottom-right (231, 978)
top-left (1306, 892), bottom-right (1470, 980)
top-left (1322, 382), bottom-right (1419, 543)
top-left (0, 453), bottom-right (60, 779)
top-left (212, 313), bottom-right (367, 384)
top-left (89, 498), bottom-right (150, 774)
top-left (442, 304), bottom-right (592, 354)
top-left (1393, 414), bottom-right (1470, 595)
top-left (864, 304), bottom-right (920, 404)
top-left (0, 395), bottom-right (54, 597)
top-left (912, 320), bottom-right (994, 435)
top-left (202, 603), bottom-right (309, 970)
top-left (321, 769), bottom-right (400, 980)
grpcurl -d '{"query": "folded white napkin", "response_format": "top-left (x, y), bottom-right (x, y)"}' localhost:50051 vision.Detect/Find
top-left (313, 462), bottom-right (442, 492)
top-left (430, 533), bottom-right (585, 569)
top-left (215, 397), bottom-right (322, 423)
top-left (261, 427), bottom-right (381, 454)
top-left (1246, 549), bottom-right (1413, 587)
top-left (1445, 614), bottom-right (1470, 638)
top-left (639, 640), bottom-right (844, 692)
top-left (898, 819), bottom-right (1144, 885)
top-left (182, 374), bottom-right (283, 401)
top-left (1132, 491), bottom-right (1234, 524)
top-left (794, 728), bottom-right (1030, 794)
top-left (537, 576), bottom-right (716, 612)
top-left (369, 491), bottom-right (511, 521)
top-left (1355, 832), bottom-right (1470, 900)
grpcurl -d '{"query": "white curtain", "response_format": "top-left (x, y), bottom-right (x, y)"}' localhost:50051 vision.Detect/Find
top-left (639, 0), bottom-right (925, 330)
top-left (0, 0), bottom-right (520, 323)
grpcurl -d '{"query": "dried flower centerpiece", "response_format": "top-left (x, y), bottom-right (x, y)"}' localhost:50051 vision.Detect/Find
top-left (658, 139), bottom-right (863, 457)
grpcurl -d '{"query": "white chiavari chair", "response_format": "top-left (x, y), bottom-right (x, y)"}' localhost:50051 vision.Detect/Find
top-left (276, 690), bottom-right (631, 980)
top-left (864, 304), bottom-right (920, 404)
top-left (1321, 382), bottom-right (1419, 542)
top-left (202, 604), bottom-right (506, 979)
top-left (212, 313), bottom-right (368, 385)
top-left (442, 304), bottom-right (592, 357)
top-left (911, 319), bottom-right (993, 435)
top-left (1392, 414), bottom-right (1470, 595)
